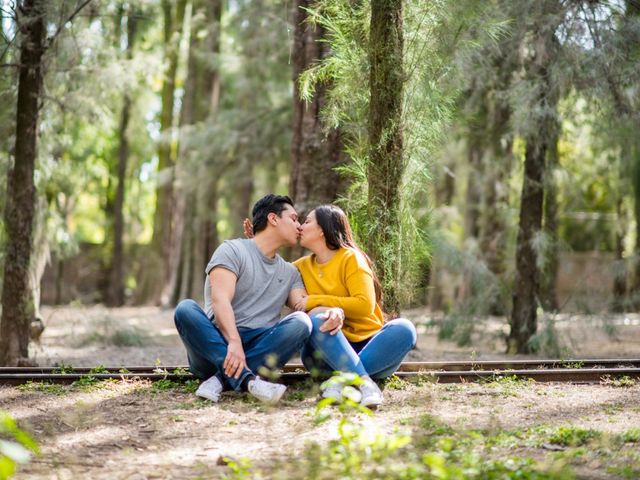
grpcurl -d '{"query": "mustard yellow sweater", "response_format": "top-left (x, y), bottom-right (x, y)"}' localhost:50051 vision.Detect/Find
top-left (293, 247), bottom-right (384, 342)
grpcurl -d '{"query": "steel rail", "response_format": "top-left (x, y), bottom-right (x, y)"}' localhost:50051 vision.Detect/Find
top-left (2, 359), bottom-right (639, 374)
top-left (2, 361), bottom-right (640, 386)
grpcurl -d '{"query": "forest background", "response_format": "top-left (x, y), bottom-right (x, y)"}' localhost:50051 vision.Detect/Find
top-left (0, 0), bottom-right (639, 366)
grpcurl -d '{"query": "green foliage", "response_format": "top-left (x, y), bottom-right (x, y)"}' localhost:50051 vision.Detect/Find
top-left (52, 363), bottom-right (74, 374)
top-left (608, 464), bottom-right (640, 480)
top-left (438, 309), bottom-right (476, 346)
top-left (548, 426), bottom-right (601, 447)
top-left (619, 429), bottom-right (640, 444)
top-left (16, 382), bottom-right (67, 396)
top-left (150, 378), bottom-right (200, 394)
top-left (150, 379), bottom-right (180, 393)
top-left (314, 373), bottom-right (372, 424)
top-left (383, 375), bottom-right (411, 391)
top-left (526, 314), bottom-right (568, 357)
top-left (560, 360), bottom-right (584, 369)
top-left (600, 375), bottom-right (637, 388)
top-left (70, 365), bottom-right (109, 389)
top-left (89, 365), bottom-right (108, 374)
top-left (108, 327), bottom-right (149, 347)
top-left (75, 324), bottom-right (151, 348)
top-left (299, 0), bottom-right (493, 307)
top-left (483, 375), bottom-right (535, 397)
top-left (0, 412), bottom-right (39, 480)
top-left (269, 410), bottom-right (574, 479)
top-left (222, 457), bottom-right (253, 480)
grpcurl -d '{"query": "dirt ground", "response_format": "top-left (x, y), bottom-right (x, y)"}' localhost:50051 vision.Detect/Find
top-left (2, 305), bottom-right (640, 479)
top-left (28, 305), bottom-right (640, 366)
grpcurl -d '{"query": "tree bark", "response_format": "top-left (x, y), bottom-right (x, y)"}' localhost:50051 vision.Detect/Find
top-left (598, 0), bottom-right (640, 310)
top-left (509, 135), bottom-right (547, 353)
top-left (427, 164), bottom-right (456, 311)
top-left (480, 101), bottom-right (512, 281)
top-left (464, 122), bottom-right (484, 241)
top-left (168, 0), bottom-right (222, 304)
top-left (367, 0), bottom-right (404, 315)
top-left (232, 168), bottom-right (254, 237)
top-left (612, 197), bottom-right (627, 312)
top-left (143, 0), bottom-right (186, 304)
top-left (509, 7), bottom-right (562, 353)
top-left (539, 118), bottom-right (560, 312)
top-left (0, 0), bottom-right (45, 366)
top-left (290, 0), bottom-right (348, 220)
top-left (107, 8), bottom-right (137, 307)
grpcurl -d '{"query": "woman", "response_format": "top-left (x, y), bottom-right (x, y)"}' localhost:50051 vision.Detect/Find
top-left (292, 205), bottom-right (417, 407)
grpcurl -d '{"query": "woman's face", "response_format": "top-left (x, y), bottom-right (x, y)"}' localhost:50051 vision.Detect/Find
top-left (299, 210), bottom-right (324, 249)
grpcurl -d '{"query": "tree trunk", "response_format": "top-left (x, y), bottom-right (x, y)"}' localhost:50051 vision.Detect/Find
top-left (169, 0), bottom-right (222, 304)
top-left (0, 0), bottom-right (45, 366)
top-left (612, 197), bottom-right (627, 312)
top-left (232, 168), bottom-right (254, 237)
top-left (480, 101), bottom-right (511, 279)
top-left (457, 129), bottom-right (484, 307)
top-left (107, 9), bottom-right (137, 307)
top-left (143, 0), bottom-right (186, 304)
top-left (29, 196), bottom-right (49, 320)
top-left (464, 132), bottom-right (483, 241)
top-left (367, 0), bottom-right (404, 315)
top-left (290, 0), bottom-right (348, 220)
top-left (479, 105), bottom-right (512, 315)
top-left (509, 136), bottom-right (547, 353)
top-left (632, 157), bottom-right (640, 309)
top-left (539, 118), bottom-right (560, 312)
top-left (427, 164), bottom-right (456, 311)
top-left (508, 1), bottom-right (562, 354)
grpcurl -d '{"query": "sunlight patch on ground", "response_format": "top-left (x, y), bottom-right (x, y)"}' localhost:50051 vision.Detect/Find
top-left (54, 425), bottom-right (129, 449)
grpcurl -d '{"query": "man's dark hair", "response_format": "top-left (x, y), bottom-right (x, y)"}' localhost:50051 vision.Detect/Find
top-left (252, 194), bottom-right (294, 233)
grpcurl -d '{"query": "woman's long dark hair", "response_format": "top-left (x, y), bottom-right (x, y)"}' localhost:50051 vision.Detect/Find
top-left (313, 205), bottom-right (383, 308)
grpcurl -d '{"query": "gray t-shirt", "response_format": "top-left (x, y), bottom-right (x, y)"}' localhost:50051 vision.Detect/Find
top-left (203, 239), bottom-right (305, 329)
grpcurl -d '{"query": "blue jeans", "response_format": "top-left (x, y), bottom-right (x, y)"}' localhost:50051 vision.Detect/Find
top-left (174, 299), bottom-right (312, 391)
top-left (301, 314), bottom-right (417, 380)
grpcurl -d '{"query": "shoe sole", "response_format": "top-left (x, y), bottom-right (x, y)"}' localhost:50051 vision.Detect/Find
top-left (271, 387), bottom-right (286, 403)
top-left (196, 389), bottom-right (220, 402)
top-left (252, 386), bottom-right (287, 404)
top-left (360, 398), bottom-right (382, 408)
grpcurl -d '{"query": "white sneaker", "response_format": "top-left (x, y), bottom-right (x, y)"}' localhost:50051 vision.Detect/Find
top-left (321, 378), bottom-right (362, 403)
top-left (359, 378), bottom-right (383, 408)
top-left (248, 376), bottom-right (287, 404)
top-left (196, 375), bottom-right (224, 402)
top-left (321, 377), bottom-right (342, 401)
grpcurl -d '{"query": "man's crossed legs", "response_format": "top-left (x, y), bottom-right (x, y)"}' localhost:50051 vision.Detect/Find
top-left (174, 299), bottom-right (312, 403)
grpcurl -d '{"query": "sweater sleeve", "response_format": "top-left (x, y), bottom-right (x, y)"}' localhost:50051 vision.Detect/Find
top-left (305, 253), bottom-right (376, 317)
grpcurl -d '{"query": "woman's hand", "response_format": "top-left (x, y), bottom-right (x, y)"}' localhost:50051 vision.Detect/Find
top-left (318, 307), bottom-right (344, 335)
top-left (293, 295), bottom-right (308, 311)
top-left (243, 218), bottom-right (254, 239)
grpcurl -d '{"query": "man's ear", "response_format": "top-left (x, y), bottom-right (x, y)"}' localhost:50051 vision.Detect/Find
top-left (268, 212), bottom-right (278, 226)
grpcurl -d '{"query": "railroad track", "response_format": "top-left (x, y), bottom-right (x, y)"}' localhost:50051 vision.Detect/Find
top-left (2, 359), bottom-right (639, 385)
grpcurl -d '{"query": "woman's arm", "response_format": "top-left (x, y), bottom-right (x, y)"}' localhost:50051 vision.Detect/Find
top-left (305, 263), bottom-right (376, 317)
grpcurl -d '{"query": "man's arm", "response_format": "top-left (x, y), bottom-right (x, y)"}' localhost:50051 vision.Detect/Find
top-left (287, 288), bottom-right (308, 311)
top-left (210, 267), bottom-right (246, 379)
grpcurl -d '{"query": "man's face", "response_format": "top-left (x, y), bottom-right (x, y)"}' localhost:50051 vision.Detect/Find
top-left (273, 204), bottom-right (301, 246)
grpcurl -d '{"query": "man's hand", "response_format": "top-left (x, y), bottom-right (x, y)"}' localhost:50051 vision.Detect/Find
top-left (318, 307), bottom-right (344, 335)
top-left (293, 294), bottom-right (308, 311)
top-left (243, 218), bottom-right (254, 239)
top-left (224, 340), bottom-right (247, 379)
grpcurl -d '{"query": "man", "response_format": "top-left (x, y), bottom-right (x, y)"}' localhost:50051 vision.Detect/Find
top-left (174, 194), bottom-right (312, 404)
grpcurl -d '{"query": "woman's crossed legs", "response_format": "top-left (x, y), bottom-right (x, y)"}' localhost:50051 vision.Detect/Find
top-left (301, 313), bottom-right (417, 380)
